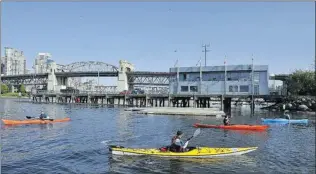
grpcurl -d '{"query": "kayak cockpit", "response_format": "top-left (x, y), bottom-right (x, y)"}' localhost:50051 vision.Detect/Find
top-left (109, 145), bottom-right (197, 153)
top-left (158, 146), bottom-right (196, 152)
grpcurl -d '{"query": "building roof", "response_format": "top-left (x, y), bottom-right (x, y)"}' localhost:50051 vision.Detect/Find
top-left (170, 64), bottom-right (268, 73)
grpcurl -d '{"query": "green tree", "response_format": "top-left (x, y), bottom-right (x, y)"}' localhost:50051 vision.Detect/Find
top-left (287, 70), bottom-right (316, 96)
top-left (19, 84), bottom-right (26, 93)
top-left (1, 84), bottom-right (9, 94)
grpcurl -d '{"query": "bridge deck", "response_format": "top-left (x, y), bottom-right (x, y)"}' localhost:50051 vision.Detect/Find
top-left (32, 92), bottom-right (283, 100)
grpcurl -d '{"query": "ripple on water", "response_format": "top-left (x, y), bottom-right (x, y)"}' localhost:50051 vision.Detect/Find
top-left (1, 99), bottom-right (315, 174)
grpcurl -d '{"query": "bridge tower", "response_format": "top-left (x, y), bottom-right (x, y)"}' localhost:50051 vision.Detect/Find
top-left (47, 61), bottom-right (57, 91)
top-left (117, 60), bottom-right (134, 92)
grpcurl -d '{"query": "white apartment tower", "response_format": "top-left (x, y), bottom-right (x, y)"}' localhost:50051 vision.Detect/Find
top-left (34, 53), bottom-right (53, 73)
top-left (1, 47), bottom-right (26, 75)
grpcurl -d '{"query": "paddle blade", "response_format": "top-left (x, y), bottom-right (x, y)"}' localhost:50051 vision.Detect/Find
top-left (183, 141), bottom-right (189, 149)
top-left (26, 116), bottom-right (33, 119)
top-left (193, 128), bottom-right (201, 137)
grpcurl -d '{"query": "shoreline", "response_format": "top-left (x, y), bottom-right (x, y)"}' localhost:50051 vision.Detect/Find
top-left (260, 96), bottom-right (316, 114)
top-left (0, 96), bottom-right (30, 99)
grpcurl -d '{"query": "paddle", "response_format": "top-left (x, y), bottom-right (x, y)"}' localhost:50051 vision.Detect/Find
top-left (183, 128), bottom-right (201, 149)
top-left (26, 116), bottom-right (54, 121)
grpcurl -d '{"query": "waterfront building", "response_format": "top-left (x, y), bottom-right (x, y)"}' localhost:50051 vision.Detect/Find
top-left (169, 64), bottom-right (269, 95)
top-left (33, 53), bottom-right (53, 73)
top-left (1, 47), bottom-right (26, 75)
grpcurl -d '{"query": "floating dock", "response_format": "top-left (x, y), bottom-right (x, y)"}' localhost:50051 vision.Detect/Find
top-left (125, 107), bottom-right (225, 116)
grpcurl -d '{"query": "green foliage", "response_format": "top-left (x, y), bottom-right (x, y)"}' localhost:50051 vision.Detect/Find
top-left (1, 92), bottom-right (20, 97)
top-left (287, 70), bottom-right (316, 96)
top-left (1, 84), bottom-right (9, 94)
top-left (19, 84), bottom-right (26, 93)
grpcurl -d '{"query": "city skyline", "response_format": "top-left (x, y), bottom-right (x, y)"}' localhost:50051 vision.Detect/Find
top-left (1, 2), bottom-right (315, 75)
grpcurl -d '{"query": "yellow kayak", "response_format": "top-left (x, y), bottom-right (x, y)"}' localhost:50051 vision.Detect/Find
top-left (109, 145), bottom-right (258, 158)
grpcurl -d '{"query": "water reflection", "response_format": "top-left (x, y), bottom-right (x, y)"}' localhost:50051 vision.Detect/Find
top-left (108, 153), bottom-right (257, 174)
top-left (1, 99), bottom-right (68, 120)
top-left (169, 159), bottom-right (185, 174)
top-left (1, 98), bottom-right (315, 174)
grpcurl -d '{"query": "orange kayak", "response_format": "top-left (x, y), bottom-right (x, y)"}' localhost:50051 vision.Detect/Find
top-left (1, 118), bottom-right (71, 125)
top-left (193, 123), bottom-right (269, 131)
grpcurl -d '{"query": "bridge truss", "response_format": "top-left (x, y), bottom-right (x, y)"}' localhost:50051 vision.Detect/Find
top-left (1, 74), bottom-right (48, 85)
top-left (56, 61), bottom-right (119, 88)
top-left (56, 61), bottom-right (119, 73)
top-left (127, 72), bottom-right (176, 86)
top-left (126, 72), bottom-right (176, 94)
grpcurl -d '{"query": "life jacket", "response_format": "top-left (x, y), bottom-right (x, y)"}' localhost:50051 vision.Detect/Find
top-left (171, 136), bottom-right (178, 145)
top-left (170, 136), bottom-right (182, 152)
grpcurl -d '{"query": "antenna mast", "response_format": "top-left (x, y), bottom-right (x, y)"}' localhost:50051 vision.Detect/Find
top-left (202, 43), bottom-right (210, 66)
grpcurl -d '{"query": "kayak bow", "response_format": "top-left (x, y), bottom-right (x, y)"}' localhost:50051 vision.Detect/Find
top-left (109, 145), bottom-right (258, 158)
top-left (193, 123), bottom-right (269, 131)
top-left (1, 118), bottom-right (71, 125)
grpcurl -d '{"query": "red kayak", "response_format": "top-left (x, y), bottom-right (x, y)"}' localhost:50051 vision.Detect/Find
top-left (193, 123), bottom-right (269, 131)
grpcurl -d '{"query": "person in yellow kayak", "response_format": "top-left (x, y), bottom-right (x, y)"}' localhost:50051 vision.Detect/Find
top-left (223, 115), bottom-right (230, 125)
top-left (170, 131), bottom-right (186, 152)
top-left (39, 111), bottom-right (49, 120)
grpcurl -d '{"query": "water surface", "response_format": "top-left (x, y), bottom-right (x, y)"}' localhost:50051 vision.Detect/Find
top-left (1, 98), bottom-right (315, 174)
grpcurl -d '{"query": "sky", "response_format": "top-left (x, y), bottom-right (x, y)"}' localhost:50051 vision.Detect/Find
top-left (1, 2), bottom-right (315, 85)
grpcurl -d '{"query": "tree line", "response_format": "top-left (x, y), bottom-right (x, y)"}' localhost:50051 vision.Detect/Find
top-left (287, 69), bottom-right (316, 96)
top-left (1, 84), bottom-right (26, 94)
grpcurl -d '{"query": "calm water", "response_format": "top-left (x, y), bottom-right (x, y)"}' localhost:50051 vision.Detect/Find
top-left (1, 98), bottom-right (315, 174)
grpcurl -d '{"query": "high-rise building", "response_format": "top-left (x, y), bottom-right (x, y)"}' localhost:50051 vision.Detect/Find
top-left (1, 57), bottom-right (5, 75)
top-left (33, 53), bottom-right (53, 73)
top-left (1, 47), bottom-right (26, 75)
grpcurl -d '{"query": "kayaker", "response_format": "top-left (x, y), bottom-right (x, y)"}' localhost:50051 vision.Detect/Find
top-left (223, 115), bottom-right (230, 125)
top-left (170, 131), bottom-right (186, 152)
top-left (39, 111), bottom-right (49, 120)
top-left (284, 112), bottom-right (290, 120)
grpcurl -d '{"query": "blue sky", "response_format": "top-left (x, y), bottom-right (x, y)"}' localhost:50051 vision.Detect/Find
top-left (1, 2), bottom-right (315, 77)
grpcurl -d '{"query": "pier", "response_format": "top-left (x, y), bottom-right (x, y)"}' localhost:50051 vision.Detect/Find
top-left (30, 91), bottom-right (283, 114)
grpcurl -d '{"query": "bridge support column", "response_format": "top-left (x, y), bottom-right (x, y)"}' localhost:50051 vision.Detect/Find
top-left (47, 61), bottom-right (58, 92)
top-left (117, 60), bottom-right (134, 92)
top-left (223, 97), bottom-right (232, 115)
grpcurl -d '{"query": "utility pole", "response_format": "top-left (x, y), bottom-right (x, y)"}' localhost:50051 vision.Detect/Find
top-left (224, 56), bottom-right (227, 96)
top-left (251, 55), bottom-right (255, 115)
top-left (0, 56), bottom-right (2, 96)
top-left (202, 43), bottom-right (210, 66)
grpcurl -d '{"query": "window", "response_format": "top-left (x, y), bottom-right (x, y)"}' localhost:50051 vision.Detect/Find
top-left (179, 73), bottom-right (190, 81)
top-left (254, 72), bottom-right (260, 82)
top-left (202, 72), bottom-right (225, 81)
top-left (190, 86), bottom-right (198, 92)
top-left (181, 86), bottom-right (189, 92)
top-left (240, 85), bottom-right (249, 92)
top-left (229, 85), bottom-right (238, 92)
top-left (187, 73), bottom-right (200, 81)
